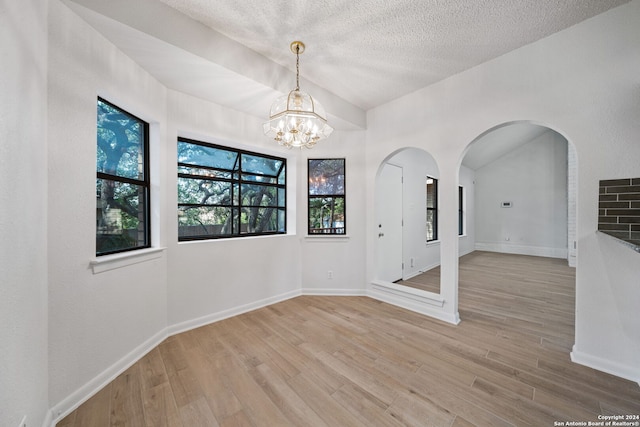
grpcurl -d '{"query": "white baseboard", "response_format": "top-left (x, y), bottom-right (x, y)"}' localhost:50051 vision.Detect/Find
top-left (405, 249), bottom-right (474, 281)
top-left (571, 346), bottom-right (640, 385)
top-left (368, 281), bottom-right (460, 325)
top-left (49, 328), bottom-right (168, 425)
top-left (475, 242), bottom-right (567, 259)
top-left (49, 288), bottom-right (302, 426)
top-left (403, 270), bottom-right (425, 281)
top-left (459, 247), bottom-right (475, 258)
top-left (167, 289), bottom-right (301, 336)
top-left (410, 262), bottom-right (440, 279)
top-left (301, 288), bottom-right (367, 296)
top-left (41, 410), bottom-right (53, 427)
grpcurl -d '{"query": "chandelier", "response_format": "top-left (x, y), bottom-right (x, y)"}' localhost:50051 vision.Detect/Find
top-left (263, 41), bottom-right (333, 149)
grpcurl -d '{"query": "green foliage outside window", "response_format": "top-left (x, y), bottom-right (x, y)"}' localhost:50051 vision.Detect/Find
top-left (177, 139), bottom-right (286, 240)
top-left (308, 159), bottom-right (346, 234)
top-left (96, 98), bottom-right (150, 255)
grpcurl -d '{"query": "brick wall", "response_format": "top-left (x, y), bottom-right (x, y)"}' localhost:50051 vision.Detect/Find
top-left (598, 178), bottom-right (640, 246)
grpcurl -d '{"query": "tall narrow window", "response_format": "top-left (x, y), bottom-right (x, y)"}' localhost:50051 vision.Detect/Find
top-left (96, 98), bottom-right (150, 256)
top-left (177, 138), bottom-right (286, 240)
top-left (426, 176), bottom-right (438, 242)
top-left (458, 186), bottom-right (464, 236)
top-left (308, 159), bottom-right (346, 235)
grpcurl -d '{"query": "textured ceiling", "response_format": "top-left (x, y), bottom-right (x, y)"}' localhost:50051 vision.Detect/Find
top-left (156, 0), bottom-right (629, 110)
top-left (66, 0), bottom-right (627, 158)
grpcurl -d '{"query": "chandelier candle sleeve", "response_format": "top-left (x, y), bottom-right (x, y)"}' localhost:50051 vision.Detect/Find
top-left (264, 41), bottom-right (333, 149)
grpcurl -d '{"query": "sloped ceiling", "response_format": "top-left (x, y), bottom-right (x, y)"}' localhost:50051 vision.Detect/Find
top-left (63, 0), bottom-right (623, 156)
top-left (462, 123), bottom-right (553, 170)
top-left (65, 0), bottom-right (628, 126)
top-left (155, 0), bottom-right (629, 111)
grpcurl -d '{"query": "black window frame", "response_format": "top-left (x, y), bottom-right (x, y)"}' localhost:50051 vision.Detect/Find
top-left (308, 158), bottom-right (346, 235)
top-left (426, 176), bottom-right (438, 242)
top-left (458, 185), bottom-right (464, 236)
top-left (96, 97), bottom-right (151, 256)
top-left (177, 137), bottom-right (286, 241)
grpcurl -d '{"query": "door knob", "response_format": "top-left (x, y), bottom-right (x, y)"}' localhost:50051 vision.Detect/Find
top-left (378, 233), bottom-right (384, 237)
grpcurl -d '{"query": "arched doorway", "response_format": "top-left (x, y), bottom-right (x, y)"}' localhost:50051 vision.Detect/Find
top-left (459, 122), bottom-right (575, 264)
top-left (456, 121), bottom-right (577, 328)
top-left (375, 147), bottom-right (441, 292)
top-left (370, 147), bottom-right (460, 324)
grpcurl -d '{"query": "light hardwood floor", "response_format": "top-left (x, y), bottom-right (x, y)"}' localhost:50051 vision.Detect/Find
top-left (397, 267), bottom-right (441, 294)
top-left (57, 251), bottom-right (640, 426)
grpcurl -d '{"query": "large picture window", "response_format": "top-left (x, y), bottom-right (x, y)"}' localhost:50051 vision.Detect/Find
top-left (426, 176), bottom-right (438, 242)
top-left (177, 138), bottom-right (286, 240)
top-left (96, 98), bottom-right (150, 256)
top-left (308, 159), bottom-right (346, 235)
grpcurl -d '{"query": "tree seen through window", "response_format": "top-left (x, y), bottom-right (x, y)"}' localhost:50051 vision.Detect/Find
top-left (96, 98), bottom-right (150, 255)
top-left (308, 159), bottom-right (346, 235)
top-left (177, 139), bottom-right (286, 240)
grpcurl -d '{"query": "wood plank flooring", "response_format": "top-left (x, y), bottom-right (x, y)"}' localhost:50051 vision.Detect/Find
top-left (57, 251), bottom-right (640, 426)
top-left (397, 266), bottom-right (441, 294)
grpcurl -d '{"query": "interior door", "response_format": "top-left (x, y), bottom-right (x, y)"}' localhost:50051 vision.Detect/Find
top-left (377, 163), bottom-right (403, 282)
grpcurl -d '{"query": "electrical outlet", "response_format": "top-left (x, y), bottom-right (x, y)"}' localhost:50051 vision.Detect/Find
top-left (18, 415), bottom-right (27, 427)
top-left (327, 270), bottom-right (333, 279)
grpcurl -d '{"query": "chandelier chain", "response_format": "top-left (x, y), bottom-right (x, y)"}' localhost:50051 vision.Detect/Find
top-left (295, 44), bottom-right (300, 91)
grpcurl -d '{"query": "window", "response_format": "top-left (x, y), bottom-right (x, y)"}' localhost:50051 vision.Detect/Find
top-left (458, 186), bottom-right (464, 236)
top-left (177, 138), bottom-right (286, 240)
top-left (308, 159), bottom-right (346, 235)
top-left (96, 98), bottom-right (150, 256)
top-left (426, 176), bottom-right (437, 242)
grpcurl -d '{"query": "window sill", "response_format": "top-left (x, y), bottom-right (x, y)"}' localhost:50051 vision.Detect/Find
top-left (90, 247), bottom-right (166, 274)
top-left (178, 233), bottom-right (292, 245)
top-left (305, 235), bottom-right (350, 241)
top-left (425, 235), bottom-right (466, 246)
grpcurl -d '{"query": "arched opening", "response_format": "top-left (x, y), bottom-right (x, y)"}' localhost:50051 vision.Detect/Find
top-left (375, 147), bottom-right (441, 294)
top-left (459, 121), bottom-right (575, 263)
top-left (456, 120), bottom-right (577, 340)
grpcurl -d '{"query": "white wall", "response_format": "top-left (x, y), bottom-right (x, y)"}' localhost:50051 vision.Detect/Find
top-left (474, 130), bottom-right (568, 258)
top-left (46, 0), bottom-right (368, 419)
top-left (47, 0), bottom-right (169, 417)
top-left (165, 93), bottom-right (367, 326)
top-left (459, 165), bottom-right (476, 257)
top-left (0, 0), bottom-right (50, 426)
top-left (298, 131), bottom-right (368, 295)
top-left (165, 90), bottom-right (303, 329)
top-left (567, 143), bottom-right (577, 267)
top-left (366, 0), bottom-right (640, 383)
top-left (7, 1), bottom-right (639, 423)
